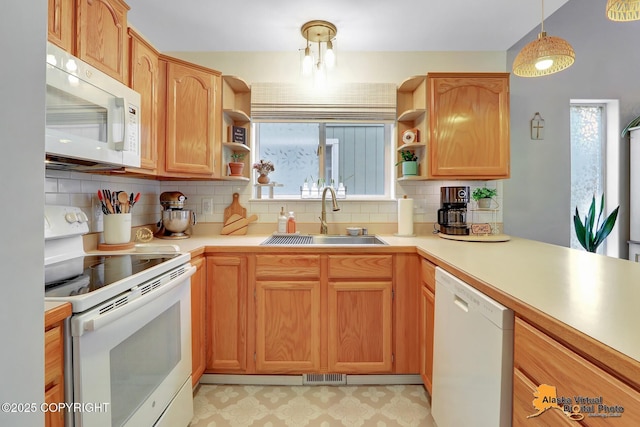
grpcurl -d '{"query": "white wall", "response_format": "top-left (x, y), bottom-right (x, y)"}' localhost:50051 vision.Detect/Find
top-left (166, 50), bottom-right (506, 84)
top-left (0, 3), bottom-right (46, 426)
top-left (505, 0), bottom-right (640, 257)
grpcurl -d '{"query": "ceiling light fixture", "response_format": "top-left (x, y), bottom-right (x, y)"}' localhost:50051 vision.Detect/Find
top-left (606, 0), bottom-right (640, 21)
top-left (300, 20), bottom-right (337, 76)
top-left (512, 0), bottom-right (575, 77)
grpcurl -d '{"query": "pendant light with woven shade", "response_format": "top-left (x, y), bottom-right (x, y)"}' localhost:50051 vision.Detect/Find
top-left (606, 0), bottom-right (640, 21)
top-left (512, 0), bottom-right (575, 77)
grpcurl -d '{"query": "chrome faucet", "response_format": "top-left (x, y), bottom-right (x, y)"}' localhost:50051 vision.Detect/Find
top-left (319, 187), bottom-right (341, 234)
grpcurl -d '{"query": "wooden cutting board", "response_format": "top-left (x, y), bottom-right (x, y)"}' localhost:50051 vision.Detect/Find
top-left (221, 214), bottom-right (258, 235)
top-left (224, 193), bottom-right (246, 224)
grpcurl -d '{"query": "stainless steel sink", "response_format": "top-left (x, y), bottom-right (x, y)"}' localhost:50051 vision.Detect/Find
top-left (261, 234), bottom-right (388, 246)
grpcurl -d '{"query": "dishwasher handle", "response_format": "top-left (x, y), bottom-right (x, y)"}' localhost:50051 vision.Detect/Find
top-left (454, 295), bottom-right (469, 312)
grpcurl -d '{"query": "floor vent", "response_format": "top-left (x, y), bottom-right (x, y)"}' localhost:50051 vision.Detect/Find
top-left (302, 373), bottom-right (347, 385)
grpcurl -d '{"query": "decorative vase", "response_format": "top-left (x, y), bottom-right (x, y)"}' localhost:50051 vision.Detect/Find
top-left (402, 161), bottom-right (418, 176)
top-left (229, 162), bottom-right (244, 176)
top-left (257, 174), bottom-right (270, 184)
top-left (478, 198), bottom-right (492, 209)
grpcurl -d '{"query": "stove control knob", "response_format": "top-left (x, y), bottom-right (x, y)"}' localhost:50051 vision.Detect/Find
top-left (78, 211), bottom-right (89, 223)
top-left (65, 212), bottom-right (78, 223)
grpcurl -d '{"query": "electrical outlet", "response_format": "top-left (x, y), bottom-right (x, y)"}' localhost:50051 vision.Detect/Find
top-left (202, 198), bottom-right (214, 215)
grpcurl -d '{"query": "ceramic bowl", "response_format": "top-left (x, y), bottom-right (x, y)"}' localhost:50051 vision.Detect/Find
top-left (346, 227), bottom-right (361, 236)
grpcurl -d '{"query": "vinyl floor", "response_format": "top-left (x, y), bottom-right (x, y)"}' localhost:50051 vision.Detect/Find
top-left (190, 384), bottom-right (436, 427)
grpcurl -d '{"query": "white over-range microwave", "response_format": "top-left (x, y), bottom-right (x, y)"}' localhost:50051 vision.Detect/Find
top-left (45, 42), bottom-right (141, 170)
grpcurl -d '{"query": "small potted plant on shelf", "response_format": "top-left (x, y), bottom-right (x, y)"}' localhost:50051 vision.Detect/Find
top-left (228, 152), bottom-right (246, 177)
top-left (396, 150), bottom-right (418, 176)
top-left (472, 187), bottom-right (497, 209)
top-left (253, 159), bottom-right (275, 184)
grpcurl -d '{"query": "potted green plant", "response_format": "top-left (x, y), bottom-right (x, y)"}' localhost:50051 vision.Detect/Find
top-left (229, 152), bottom-right (245, 176)
top-left (472, 187), bottom-right (497, 209)
top-left (573, 194), bottom-right (619, 253)
top-left (396, 150), bottom-right (418, 176)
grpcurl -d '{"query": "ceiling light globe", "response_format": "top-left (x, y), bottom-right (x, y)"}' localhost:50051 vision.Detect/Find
top-left (325, 48), bottom-right (335, 68)
top-left (535, 57), bottom-right (554, 70)
top-left (302, 50), bottom-right (313, 76)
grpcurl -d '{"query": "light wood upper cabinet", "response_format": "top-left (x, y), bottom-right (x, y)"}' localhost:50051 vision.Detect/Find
top-left (206, 255), bottom-right (247, 373)
top-left (190, 255), bottom-right (206, 386)
top-left (48, 0), bottom-right (74, 52)
top-left (76, 0), bottom-right (129, 83)
top-left (428, 73), bottom-right (510, 179)
top-left (127, 29), bottom-right (158, 174)
top-left (161, 57), bottom-right (221, 177)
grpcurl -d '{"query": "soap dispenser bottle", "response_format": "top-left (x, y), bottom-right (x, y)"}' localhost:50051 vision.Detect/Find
top-left (286, 211), bottom-right (296, 233)
top-left (278, 207), bottom-right (287, 233)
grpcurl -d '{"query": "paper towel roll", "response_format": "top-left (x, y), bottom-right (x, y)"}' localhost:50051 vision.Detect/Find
top-left (397, 197), bottom-right (414, 236)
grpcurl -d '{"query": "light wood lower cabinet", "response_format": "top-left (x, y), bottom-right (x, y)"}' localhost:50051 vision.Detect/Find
top-left (206, 255), bottom-right (247, 373)
top-left (328, 281), bottom-right (392, 373)
top-left (255, 280), bottom-right (321, 373)
top-left (419, 258), bottom-right (436, 393)
top-left (254, 254), bottom-right (321, 373)
top-left (327, 255), bottom-right (393, 373)
top-left (513, 317), bottom-right (640, 426)
top-left (250, 253), bottom-right (411, 375)
top-left (190, 255), bottom-right (206, 386)
top-left (204, 252), bottom-right (420, 376)
top-left (45, 303), bottom-right (71, 427)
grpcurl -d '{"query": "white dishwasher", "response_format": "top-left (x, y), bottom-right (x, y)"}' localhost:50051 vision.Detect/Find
top-left (431, 267), bottom-right (514, 427)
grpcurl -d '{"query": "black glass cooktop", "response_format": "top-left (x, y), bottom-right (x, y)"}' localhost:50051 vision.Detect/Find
top-left (45, 253), bottom-right (180, 298)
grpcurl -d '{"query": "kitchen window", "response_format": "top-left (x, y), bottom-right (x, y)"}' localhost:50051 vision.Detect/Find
top-left (253, 122), bottom-right (391, 198)
top-left (250, 82), bottom-right (396, 199)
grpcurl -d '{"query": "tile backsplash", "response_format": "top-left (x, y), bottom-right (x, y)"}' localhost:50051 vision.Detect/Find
top-left (45, 169), bottom-right (503, 234)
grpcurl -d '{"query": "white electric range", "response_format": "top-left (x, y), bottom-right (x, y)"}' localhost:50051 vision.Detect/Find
top-left (44, 205), bottom-right (195, 427)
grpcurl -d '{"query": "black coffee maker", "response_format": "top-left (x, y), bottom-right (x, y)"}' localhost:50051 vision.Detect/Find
top-left (437, 186), bottom-right (470, 235)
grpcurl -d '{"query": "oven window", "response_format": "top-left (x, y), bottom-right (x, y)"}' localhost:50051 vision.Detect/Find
top-left (110, 303), bottom-right (181, 426)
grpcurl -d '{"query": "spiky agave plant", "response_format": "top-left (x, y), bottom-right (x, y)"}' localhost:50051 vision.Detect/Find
top-left (573, 194), bottom-right (619, 253)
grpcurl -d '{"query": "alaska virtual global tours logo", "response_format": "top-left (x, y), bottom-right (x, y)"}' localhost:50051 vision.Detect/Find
top-left (527, 384), bottom-right (625, 421)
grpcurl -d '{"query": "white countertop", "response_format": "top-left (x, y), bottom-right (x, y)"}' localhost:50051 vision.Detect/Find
top-left (123, 233), bottom-right (640, 366)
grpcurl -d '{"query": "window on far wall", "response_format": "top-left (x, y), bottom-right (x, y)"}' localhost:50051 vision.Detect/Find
top-left (253, 122), bottom-right (391, 198)
top-left (570, 101), bottom-right (620, 256)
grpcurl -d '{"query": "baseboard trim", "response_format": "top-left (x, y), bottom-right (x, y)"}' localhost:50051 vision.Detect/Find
top-left (199, 374), bottom-right (422, 386)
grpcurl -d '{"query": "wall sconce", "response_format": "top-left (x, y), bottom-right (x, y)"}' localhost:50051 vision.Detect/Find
top-left (300, 20), bottom-right (337, 77)
top-left (531, 112), bottom-right (545, 140)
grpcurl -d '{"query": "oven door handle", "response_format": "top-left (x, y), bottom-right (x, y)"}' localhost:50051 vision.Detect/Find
top-left (79, 265), bottom-right (196, 335)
